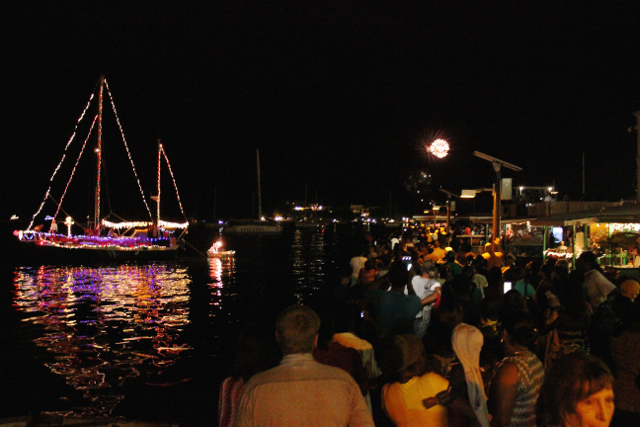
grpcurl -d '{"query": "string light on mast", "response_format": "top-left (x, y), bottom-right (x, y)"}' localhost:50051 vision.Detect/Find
top-left (428, 138), bottom-right (450, 159)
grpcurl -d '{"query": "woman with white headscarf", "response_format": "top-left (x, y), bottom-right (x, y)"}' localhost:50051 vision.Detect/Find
top-left (451, 323), bottom-right (490, 427)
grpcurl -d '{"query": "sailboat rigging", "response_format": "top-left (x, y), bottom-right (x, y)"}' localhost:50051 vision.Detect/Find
top-left (14, 75), bottom-right (189, 258)
top-left (222, 149), bottom-right (282, 233)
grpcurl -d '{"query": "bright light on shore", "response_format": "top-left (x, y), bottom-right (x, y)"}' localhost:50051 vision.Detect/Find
top-left (429, 139), bottom-right (450, 158)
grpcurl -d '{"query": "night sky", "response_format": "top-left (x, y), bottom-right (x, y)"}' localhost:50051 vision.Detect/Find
top-left (3, 1), bottom-right (640, 221)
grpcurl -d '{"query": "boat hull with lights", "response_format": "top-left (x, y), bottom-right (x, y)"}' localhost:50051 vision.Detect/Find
top-left (222, 220), bottom-right (283, 234)
top-left (14, 223), bottom-right (186, 260)
top-left (14, 76), bottom-right (189, 259)
top-left (206, 240), bottom-right (236, 258)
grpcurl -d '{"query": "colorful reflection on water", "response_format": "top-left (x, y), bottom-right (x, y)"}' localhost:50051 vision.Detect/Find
top-left (4, 227), bottom-right (351, 422)
top-left (12, 263), bottom-right (200, 417)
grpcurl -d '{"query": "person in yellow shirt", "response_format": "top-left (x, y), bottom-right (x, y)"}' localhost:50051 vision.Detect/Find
top-left (430, 241), bottom-right (446, 264)
top-left (481, 238), bottom-right (504, 271)
top-left (382, 335), bottom-right (450, 427)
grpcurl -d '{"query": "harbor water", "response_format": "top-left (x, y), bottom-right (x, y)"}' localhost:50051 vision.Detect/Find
top-left (0, 225), bottom-right (371, 425)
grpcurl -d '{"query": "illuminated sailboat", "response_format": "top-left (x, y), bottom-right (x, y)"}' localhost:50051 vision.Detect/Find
top-left (14, 76), bottom-right (189, 258)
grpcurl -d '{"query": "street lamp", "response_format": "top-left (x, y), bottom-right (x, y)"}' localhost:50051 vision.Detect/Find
top-left (472, 151), bottom-right (522, 249)
top-left (460, 188), bottom-right (495, 199)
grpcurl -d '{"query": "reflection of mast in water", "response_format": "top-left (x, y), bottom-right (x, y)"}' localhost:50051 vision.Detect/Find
top-left (12, 263), bottom-right (192, 418)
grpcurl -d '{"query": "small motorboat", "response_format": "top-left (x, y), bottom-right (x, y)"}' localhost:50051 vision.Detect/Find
top-left (207, 240), bottom-right (235, 258)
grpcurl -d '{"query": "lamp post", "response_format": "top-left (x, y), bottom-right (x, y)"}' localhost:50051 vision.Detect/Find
top-left (431, 204), bottom-right (449, 234)
top-left (471, 152), bottom-right (522, 249)
top-left (438, 188), bottom-right (462, 235)
top-left (634, 111), bottom-right (640, 202)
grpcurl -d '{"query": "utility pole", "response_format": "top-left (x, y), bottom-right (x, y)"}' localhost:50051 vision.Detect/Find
top-left (634, 111), bottom-right (640, 202)
top-left (473, 151), bottom-right (522, 249)
top-left (256, 149), bottom-right (262, 220)
top-left (213, 187), bottom-right (217, 220)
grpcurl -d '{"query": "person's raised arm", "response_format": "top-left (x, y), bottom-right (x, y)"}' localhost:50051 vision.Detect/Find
top-left (421, 286), bottom-right (441, 306)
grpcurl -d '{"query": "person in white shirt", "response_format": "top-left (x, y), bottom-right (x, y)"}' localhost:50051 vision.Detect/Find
top-left (237, 305), bottom-right (374, 427)
top-left (577, 251), bottom-right (618, 309)
top-left (407, 261), bottom-right (441, 338)
top-left (350, 251), bottom-right (368, 286)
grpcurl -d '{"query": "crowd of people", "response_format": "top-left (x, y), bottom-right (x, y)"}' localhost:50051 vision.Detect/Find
top-left (218, 228), bottom-right (640, 427)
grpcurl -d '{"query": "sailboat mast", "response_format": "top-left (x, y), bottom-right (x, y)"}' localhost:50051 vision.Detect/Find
top-left (256, 149), bottom-right (262, 220)
top-left (157, 139), bottom-right (162, 224)
top-left (94, 75), bottom-right (105, 231)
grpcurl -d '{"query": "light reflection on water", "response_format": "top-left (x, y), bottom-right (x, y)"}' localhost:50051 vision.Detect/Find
top-left (292, 227), bottom-right (327, 303)
top-left (5, 227), bottom-right (358, 422)
top-left (12, 263), bottom-right (199, 418)
top-left (208, 255), bottom-right (237, 310)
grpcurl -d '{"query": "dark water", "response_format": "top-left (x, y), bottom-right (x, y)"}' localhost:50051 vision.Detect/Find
top-left (0, 225), bottom-right (368, 425)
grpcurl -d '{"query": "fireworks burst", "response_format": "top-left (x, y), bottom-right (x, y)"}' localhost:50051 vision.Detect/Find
top-left (428, 138), bottom-right (450, 158)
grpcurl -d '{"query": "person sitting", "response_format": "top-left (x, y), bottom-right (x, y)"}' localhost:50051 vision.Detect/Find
top-left (237, 305), bottom-right (374, 427)
top-left (536, 352), bottom-right (614, 427)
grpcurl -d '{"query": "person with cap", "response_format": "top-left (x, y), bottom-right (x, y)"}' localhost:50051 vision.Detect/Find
top-left (381, 334), bottom-right (451, 427)
top-left (237, 305), bottom-right (374, 427)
